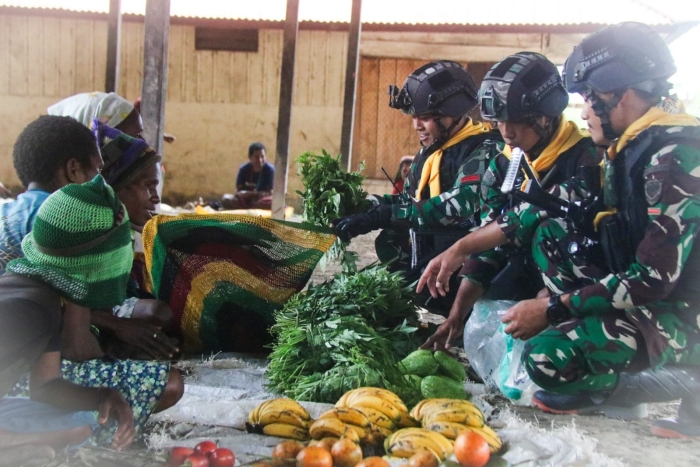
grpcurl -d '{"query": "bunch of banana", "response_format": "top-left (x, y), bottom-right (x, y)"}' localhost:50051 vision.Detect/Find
top-left (308, 416), bottom-right (361, 444)
top-left (384, 427), bottom-right (453, 460)
top-left (412, 398), bottom-right (502, 453)
top-left (246, 398), bottom-right (311, 441)
top-left (336, 387), bottom-right (419, 433)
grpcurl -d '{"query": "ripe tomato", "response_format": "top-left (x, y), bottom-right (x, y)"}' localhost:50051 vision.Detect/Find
top-left (194, 440), bottom-right (218, 457)
top-left (210, 448), bottom-right (235, 467)
top-left (184, 453), bottom-right (211, 467)
top-left (453, 431), bottom-right (490, 467)
top-left (170, 446), bottom-right (195, 465)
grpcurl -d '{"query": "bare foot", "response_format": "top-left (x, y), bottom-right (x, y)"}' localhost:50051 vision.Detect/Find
top-left (0, 445), bottom-right (54, 467)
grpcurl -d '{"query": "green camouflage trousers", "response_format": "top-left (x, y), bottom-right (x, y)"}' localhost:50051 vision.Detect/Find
top-left (524, 218), bottom-right (700, 394)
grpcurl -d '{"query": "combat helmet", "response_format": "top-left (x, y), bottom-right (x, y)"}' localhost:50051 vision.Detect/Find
top-left (563, 22), bottom-right (676, 97)
top-left (388, 60), bottom-right (478, 117)
top-left (479, 52), bottom-right (569, 122)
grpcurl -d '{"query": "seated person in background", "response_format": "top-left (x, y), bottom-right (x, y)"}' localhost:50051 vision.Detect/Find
top-left (391, 156), bottom-right (414, 195)
top-left (223, 142), bottom-right (274, 210)
top-left (0, 177), bottom-right (141, 465)
top-left (4, 118), bottom-right (183, 443)
top-left (48, 91), bottom-right (143, 139)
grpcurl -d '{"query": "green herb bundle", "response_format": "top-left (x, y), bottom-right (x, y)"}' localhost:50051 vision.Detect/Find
top-left (266, 264), bottom-right (423, 406)
top-left (296, 150), bottom-right (372, 271)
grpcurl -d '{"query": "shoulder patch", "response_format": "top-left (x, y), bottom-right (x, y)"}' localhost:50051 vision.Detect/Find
top-left (481, 169), bottom-right (496, 199)
top-left (645, 179), bottom-right (663, 206)
top-left (462, 157), bottom-right (480, 175)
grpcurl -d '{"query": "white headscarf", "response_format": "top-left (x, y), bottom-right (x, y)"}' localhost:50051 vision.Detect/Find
top-left (47, 92), bottom-right (135, 129)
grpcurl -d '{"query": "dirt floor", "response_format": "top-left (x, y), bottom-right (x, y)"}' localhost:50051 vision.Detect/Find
top-left (43, 226), bottom-right (700, 466)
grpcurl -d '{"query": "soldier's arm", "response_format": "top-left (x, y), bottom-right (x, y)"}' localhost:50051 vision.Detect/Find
top-left (479, 154), bottom-right (511, 225)
top-left (567, 143), bottom-right (700, 315)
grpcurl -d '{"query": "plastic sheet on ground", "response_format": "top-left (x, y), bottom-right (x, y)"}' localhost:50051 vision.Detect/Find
top-left (148, 354), bottom-right (623, 467)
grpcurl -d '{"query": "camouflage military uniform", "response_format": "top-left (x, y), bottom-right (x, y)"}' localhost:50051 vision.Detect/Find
top-left (374, 127), bottom-right (501, 268)
top-left (495, 116), bottom-right (700, 394)
top-left (461, 123), bottom-right (600, 293)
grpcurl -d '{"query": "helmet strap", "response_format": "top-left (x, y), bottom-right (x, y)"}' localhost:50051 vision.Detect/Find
top-left (585, 89), bottom-right (622, 141)
top-left (523, 115), bottom-right (557, 158)
top-left (420, 115), bottom-right (465, 157)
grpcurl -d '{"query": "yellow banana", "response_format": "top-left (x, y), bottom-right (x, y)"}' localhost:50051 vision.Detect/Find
top-left (458, 425), bottom-right (503, 453)
top-left (418, 399), bottom-right (482, 420)
top-left (248, 405), bottom-right (261, 425)
top-left (343, 422), bottom-right (368, 441)
top-left (318, 407), bottom-right (371, 428)
top-left (353, 406), bottom-right (396, 430)
top-left (369, 422), bottom-right (393, 438)
top-left (386, 428), bottom-right (452, 460)
top-left (409, 399), bottom-right (452, 420)
top-left (345, 395), bottom-right (402, 421)
top-left (395, 411), bottom-right (421, 428)
top-left (385, 438), bottom-right (442, 460)
top-left (309, 418), bottom-right (361, 444)
top-left (258, 398), bottom-right (311, 422)
top-left (336, 390), bottom-right (352, 408)
top-left (258, 409), bottom-right (310, 428)
top-left (262, 423), bottom-right (310, 441)
top-left (423, 409), bottom-right (484, 428)
top-left (475, 424), bottom-right (503, 453)
top-left (424, 421), bottom-right (468, 440)
top-left (346, 387), bottom-right (408, 414)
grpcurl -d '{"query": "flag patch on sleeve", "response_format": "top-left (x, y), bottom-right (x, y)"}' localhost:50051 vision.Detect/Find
top-left (460, 174), bottom-right (480, 184)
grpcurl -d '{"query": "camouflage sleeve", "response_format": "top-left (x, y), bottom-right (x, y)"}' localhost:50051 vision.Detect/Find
top-left (460, 248), bottom-right (509, 287)
top-left (479, 153), bottom-right (510, 226)
top-left (569, 143), bottom-right (700, 315)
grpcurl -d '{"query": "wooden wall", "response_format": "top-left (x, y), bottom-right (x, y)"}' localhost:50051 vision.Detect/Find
top-left (0, 14), bottom-right (352, 203)
top-left (0, 12), bottom-right (579, 204)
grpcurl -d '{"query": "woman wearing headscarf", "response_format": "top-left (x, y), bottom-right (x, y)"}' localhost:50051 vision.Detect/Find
top-left (47, 92), bottom-right (143, 139)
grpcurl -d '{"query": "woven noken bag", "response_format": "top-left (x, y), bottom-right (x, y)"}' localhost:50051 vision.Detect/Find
top-left (142, 213), bottom-right (336, 352)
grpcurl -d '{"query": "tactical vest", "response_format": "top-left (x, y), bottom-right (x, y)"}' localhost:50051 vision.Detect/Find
top-left (602, 125), bottom-right (700, 302)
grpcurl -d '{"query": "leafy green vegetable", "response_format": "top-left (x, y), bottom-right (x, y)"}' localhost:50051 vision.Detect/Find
top-left (296, 150), bottom-right (372, 271)
top-left (266, 264), bottom-right (423, 406)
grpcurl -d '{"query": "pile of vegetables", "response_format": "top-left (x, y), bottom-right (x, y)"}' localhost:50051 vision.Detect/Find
top-left (266, 265), bottom-right (423, 406)
top-left (296, 150), bottom-right (372, 271)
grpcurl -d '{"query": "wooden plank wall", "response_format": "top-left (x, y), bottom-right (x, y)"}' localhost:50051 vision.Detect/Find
top-left (0, 15), bottom-right (347, 108)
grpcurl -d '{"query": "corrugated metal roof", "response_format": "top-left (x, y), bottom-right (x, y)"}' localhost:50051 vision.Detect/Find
top-left (1, 0), bottom-right (692, 25)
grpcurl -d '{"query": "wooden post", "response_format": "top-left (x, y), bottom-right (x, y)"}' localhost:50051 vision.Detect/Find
top-left (141, 0), bottom-right (170, 197)
top-left (271, 0), bottom-right (300, 220)
top-left (340, 0), bottom-right (362, 171)
top-left (105, 0), bottom-right (122, 93)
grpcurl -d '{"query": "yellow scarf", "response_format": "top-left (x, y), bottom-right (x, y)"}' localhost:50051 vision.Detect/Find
top-left (593, 105), bottom-right (700, 230)
top-left (501, 118), bottom-right (588, 181)
top-left (416, 119), bottom-right (491, 200)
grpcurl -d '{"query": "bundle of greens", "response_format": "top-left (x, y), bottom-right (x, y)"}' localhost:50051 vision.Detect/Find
top-left (266, 264), bottom-right (423, 406)
top-left (296, 150), bottom-right (372, 271)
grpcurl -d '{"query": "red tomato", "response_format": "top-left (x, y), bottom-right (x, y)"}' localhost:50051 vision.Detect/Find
top-left (194, 440), bottom-right (218, 457)
top-left (185, 453), bottom-right (211, 467)
top-left (210, 448), bottom-right (235, 467)
top-left (170, 446), bottom-right (195, 465)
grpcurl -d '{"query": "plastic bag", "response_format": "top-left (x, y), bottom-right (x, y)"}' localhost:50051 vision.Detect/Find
top-left (463, 299), bottom-right (539, 405)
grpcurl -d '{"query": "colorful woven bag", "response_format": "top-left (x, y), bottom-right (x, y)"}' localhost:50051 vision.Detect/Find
top-left (142, 214), bottom-right (336, 352)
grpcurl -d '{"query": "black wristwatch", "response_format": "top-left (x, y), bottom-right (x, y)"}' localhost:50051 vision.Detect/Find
top-left (546, 294), bottom-right (572, 324)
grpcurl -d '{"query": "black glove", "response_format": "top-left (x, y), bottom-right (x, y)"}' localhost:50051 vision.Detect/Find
top-left (332, 205), bottom-right (392, 242)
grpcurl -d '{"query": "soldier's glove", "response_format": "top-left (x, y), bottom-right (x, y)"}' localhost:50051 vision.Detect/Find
top-left (332, 205), bottom-right (392, 242)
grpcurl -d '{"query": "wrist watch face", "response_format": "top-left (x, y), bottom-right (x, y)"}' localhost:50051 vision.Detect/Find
top-left (547, 296), bottom-right (571, 324)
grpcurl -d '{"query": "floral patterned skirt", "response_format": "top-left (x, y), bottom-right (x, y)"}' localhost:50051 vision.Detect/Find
top-left (10, 357), bottom-right (170, 444)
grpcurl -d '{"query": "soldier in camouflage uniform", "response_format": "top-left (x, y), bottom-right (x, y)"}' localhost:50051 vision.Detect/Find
top-left (417, 22), bottom-right (700, 438)
top-left (333, 60), bottom-right (501, 314)
top-left (422, 52), bottom-right (600, 350)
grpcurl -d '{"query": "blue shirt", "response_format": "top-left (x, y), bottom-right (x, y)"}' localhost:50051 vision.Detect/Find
top-left (0, 190), bottom-right (50, 274)
top-left (236, 162), bottom-right (274, 192)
